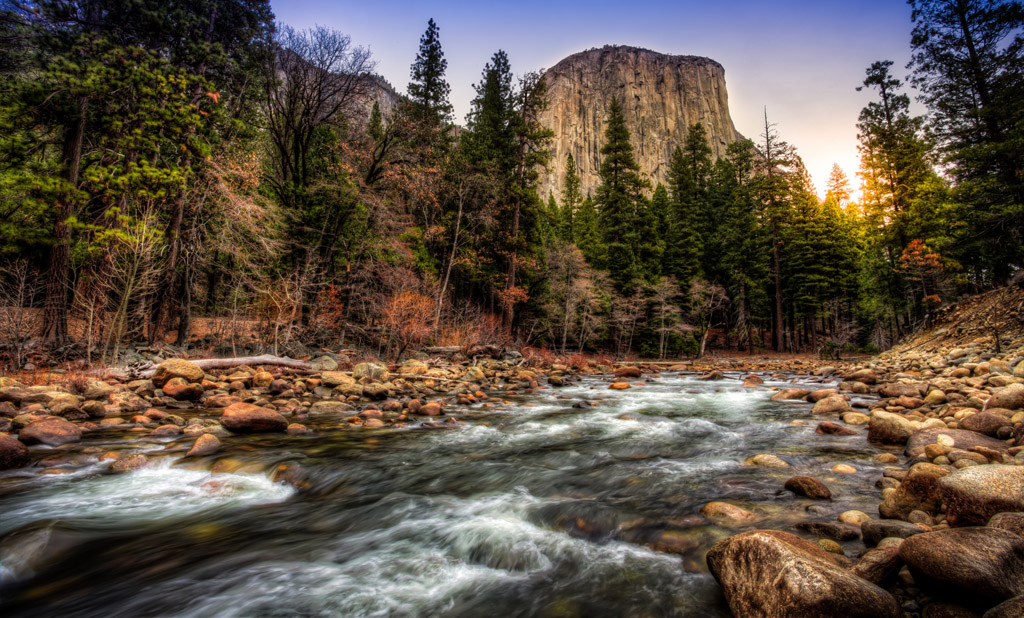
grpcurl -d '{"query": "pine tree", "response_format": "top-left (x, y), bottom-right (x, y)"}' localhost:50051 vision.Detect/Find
top-left (754, 111), bottom-right (798, 352)
top-left (664, 146), bottom-right (703, 286)
top-left (575, 195), bottom-right (603, 263)
top-left (595, 97), bottom-right (649, 291)
top-left (559, 152), bottom-right (583, 242)
top-left (908, 0), bottom-right (1024, 280)
top-left (408, 18), bottom-right (453, 128)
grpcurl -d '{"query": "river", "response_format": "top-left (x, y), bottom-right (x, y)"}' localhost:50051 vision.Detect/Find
top-left (0, 371), bottom-right (886, 617)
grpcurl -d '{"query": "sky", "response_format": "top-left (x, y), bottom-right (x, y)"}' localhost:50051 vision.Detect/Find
top-left (270, 0), bottom-right (920, 198)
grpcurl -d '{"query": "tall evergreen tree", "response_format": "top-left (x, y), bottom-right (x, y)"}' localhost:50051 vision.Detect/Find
top-left (559, 153), bottom-right (583, 242)
top-left (595, 97), bottom-right (649, 291)
top-left (754, 111), bottom-right (797, 352)
top-left (664, 146), bottom-right (703, 286)
top-left (908, 0), bottom-right (1024, 279)
top-left (407, 18), bottom-right (452, 129)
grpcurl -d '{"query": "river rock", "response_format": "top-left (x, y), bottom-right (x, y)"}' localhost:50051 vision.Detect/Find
top-left (614, 366), bottom-right (642, 378)
top-left (984, 595), bottom-right (1024, 618)
top-left (958, 411), bottom-right (1013, 436)
top-left (700, 501), bottom-right (761, 527)
top-left (851, 545), bottom-right (903, 586)
top-left (899, 527), bottom-right (1024, 606)
top-left (321, 371), bottom-right (354, 387)
top-left (906, 427), bottom-right (1009, 457)
top-left (706, 529), bottom-right (899, 618)
top-left (308, 401), bottom-right (353, 417)
top-left (985, 383), bottom-right (1024, 410)
top-left (81, 380), bottom-right (116, 401)
top-left (816, 421), bottom-right (857, 436)
top-left (0, 434), bottom-right (30, 469)
top-left (771, 388), bottom-right (810, 401)
top-left (186, 433), bottom-right (221, 457)
top-left (252, 370), bottom-right (273, 388)
top-left (784, 476), bottom-right (832, 500)
top-left (868, 410), bottom-right (918, 444)
top-left (879, 462), bottom-right (951, 520)
top-left (18, 417), bottom-right (81, 446)
top-left (878, 382), bottom-right (927, 398)
top-left (795, 521), bottom-right (861, 541)
top-left (987, 512), bottom-right (1024, 537)
top-left (161, 379), bottom-right (204, 401)
top-left (937, 465), bottom-right (1024, 526)
top-left (204, 394), bottom-right (242, 409)
top-left (220, 402), bottom-right (287, 433)
top-left (353, 362), bottom-right (389, 382)
top-left (807, 388), bottom-right (838, 402)
top-left (848, 368), bottom-right (879, 384)
top-left (150, 358), bottom-right (205, 388)
top-left (309, 355), bottom-right (339, 371)
top-left (812, 395), bottom-right (852, 415)
top-left (743, 453), bottom-right (790, 468)
top-left (110, 453), bottom-right (148, 473)
top-left (862, 519), bottom-right (929, 546)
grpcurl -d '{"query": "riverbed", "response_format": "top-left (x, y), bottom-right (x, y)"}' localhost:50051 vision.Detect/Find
top-left (0, 371), bottom-right (888, 617)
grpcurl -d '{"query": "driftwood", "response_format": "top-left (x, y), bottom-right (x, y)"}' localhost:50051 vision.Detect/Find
top-left (109, 354), bottom-right (313, 380)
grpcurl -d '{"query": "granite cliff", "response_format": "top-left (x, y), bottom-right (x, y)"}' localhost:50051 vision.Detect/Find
top-left (538, 45), bottom-right (744, 199)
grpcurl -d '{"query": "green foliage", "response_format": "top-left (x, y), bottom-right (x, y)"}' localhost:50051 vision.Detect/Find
top-left (595, 97), bottom-right (651, 292)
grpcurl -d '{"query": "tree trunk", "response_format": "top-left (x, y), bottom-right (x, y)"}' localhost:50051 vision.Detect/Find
top-left (42, 97), bottom-right (87, 346)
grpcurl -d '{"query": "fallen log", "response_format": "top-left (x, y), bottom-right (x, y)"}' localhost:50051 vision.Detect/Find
top-left (109, 354), bottom-right (313, 380)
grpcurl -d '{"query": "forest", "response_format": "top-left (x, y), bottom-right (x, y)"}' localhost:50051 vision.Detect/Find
top-left (1, 0), bottom-right (1022, 368)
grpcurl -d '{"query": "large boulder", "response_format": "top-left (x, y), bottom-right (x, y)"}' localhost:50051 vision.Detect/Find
top-left (150, 358), bottom-right (205, 388)
top-left (937, 465), bottom-right (1024, 526)
top-left (220, 403), bottom-right (287, 433)
top-left (985, 383), bottom-right (1024, 410)
top-left (879, 462), bottom-right (951, 520)
top-left (353, 362), bottom-right (389, 382)
top-left (899, 527), bottom-right (1024, 606)
top-left (707, 529), bottom-right (899, 618)
top-left (906, 427), bottom-right (1009, 457)
top-left (18, 417), bottom-right (81, 446)
top-left (0, 434), bottom-right (30, 469)
top-left (868, 410), bottom-right (918, 444)
top-left (959, 411), bottom-right (1014, 436)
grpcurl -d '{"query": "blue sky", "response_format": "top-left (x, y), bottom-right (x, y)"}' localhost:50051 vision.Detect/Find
top-left (271, 0), bottom-right (918, 196)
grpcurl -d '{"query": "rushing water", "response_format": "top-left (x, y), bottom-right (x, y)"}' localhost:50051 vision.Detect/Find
top-left (0, 372), bottom-right (887, 617)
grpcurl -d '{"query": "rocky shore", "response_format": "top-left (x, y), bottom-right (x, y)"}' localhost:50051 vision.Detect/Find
top-left (1, 338), bottom-right (1023, 618)
top-left (704, 339), bottom-right (1024, 618)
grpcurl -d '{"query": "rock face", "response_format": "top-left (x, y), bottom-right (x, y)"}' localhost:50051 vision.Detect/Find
top-left (538, 45), bottom-right (743, 198)
top-left (706, 529), bottom-right (899, 618)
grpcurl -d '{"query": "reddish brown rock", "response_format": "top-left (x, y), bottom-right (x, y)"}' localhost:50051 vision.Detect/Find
top-left (220, 402), bottom-right (287, 433)
top-left (614, 366), bottom-right (642, 378)
top-left (18, 417), bottom-right (81, 446)
top-left (186, 433), bottom-right (221, 457)
top-left (0, 433), bottom-right (30, 469)
top-left (816, 421), bottom-right (857, 436)
top-left (784, 476), bottom-right (832, 500)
